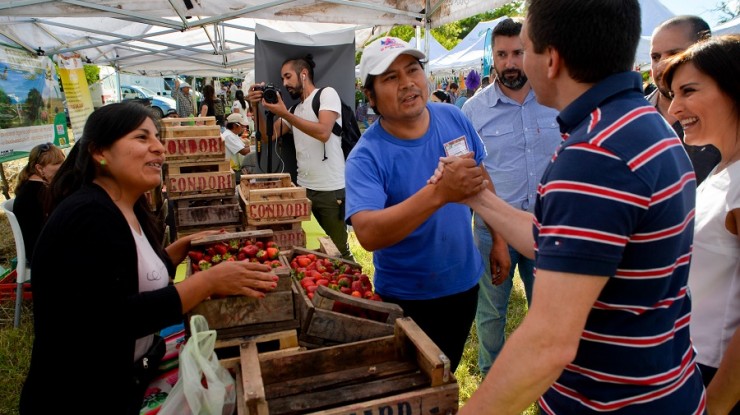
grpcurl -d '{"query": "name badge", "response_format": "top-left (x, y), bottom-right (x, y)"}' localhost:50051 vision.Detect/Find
top-left (443, 136), bottom-right (470, 157)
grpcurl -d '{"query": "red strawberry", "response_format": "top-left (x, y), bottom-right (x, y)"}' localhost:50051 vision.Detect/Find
top-left (188, 250), bottom-right (203, 262)
top-left (267, 241), bottom-right (279, 248)
top-left (242, 245), bottom-right (259, 258)
top-left (213, 243), bottom-right (229, 256)
top-left (266, 247), bottom-right (279, 260)
top-left (255, 249), bottom-right (267, 262)
top-left (296, 256), bottom-right (311, 267)
top-left (255, 241), bottom-right (265, 250)
top-left (198, 260), bottom-right (211, 270)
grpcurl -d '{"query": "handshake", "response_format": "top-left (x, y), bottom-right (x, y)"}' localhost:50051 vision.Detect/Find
top-left (427, 152), bottom-right (489, 204)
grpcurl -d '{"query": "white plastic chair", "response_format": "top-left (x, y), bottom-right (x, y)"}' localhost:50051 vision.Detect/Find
top-left (2, 199), bottom-right (31, 328)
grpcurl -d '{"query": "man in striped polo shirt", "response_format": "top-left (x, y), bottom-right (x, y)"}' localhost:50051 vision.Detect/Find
top-left (452, 0), bottom-right (706, 413)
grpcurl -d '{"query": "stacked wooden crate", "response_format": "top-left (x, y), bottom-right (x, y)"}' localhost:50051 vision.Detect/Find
top-left (238, 173), bottom-right (311, 250)
top-left (161, 116), bottom-right (241, 238)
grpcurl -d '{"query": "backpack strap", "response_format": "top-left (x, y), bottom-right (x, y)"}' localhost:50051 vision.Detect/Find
top-left (312, 87), bottom-right (342, 136)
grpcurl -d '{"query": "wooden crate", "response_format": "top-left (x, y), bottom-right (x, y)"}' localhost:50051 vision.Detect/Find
top-left (163, 135), bottom-right (226, 162)
top-left (286, 248), bottom-right (404, 347)
top-left (240, 173), bottom-right (293, 194)
top-left (184, 230), bottom-right (299, 339)
top-left (175, 224), bottom-right (241, 240)
top-left (164, 161), bottom-right (234, 198)
top-left (161, 116), bottom-right (218, 128)
top-left (238, 317), bottom-right (458, 415)
top-left (246, 222), bottom-right (306, 250)
top-left (173, 194), bottom-right (241, 229)
top-left (237, 184), bottom-right (311, 226)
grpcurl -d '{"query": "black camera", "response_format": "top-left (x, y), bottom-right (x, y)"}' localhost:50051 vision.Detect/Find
top-left (254, 84), bottom-right (280, 104)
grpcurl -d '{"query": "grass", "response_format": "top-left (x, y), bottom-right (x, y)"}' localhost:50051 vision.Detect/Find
top-left (0, 210), bottom-right (537, 415)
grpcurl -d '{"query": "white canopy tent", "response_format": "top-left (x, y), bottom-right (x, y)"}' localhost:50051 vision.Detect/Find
top-left (428, 17), bottom-right (507, 75)
top-left (713, 16), bottom-right (740, 35)
top-left (0, 0), bottom-right (508, 77)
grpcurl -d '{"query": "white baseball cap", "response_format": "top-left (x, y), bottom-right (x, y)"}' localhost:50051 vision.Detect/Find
top-left (359, 37), bottom-right (426, 87)
top-left (179, 82), bottom-right (191, 89)
top-left (226, 113), bottom-right (242, 124)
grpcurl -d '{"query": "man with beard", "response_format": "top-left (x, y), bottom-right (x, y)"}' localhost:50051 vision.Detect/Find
top-left (461, 17), bottom-right (562, 376)
top-left (648, 15), bottom-right (720, 185)
top-left (248, 54), bottom-right (352, 259)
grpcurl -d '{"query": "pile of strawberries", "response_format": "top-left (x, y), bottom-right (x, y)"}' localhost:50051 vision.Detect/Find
top-left (289, 253), bottom-right (382, 302)
top-left (188, 239), bottom-right (282, 273)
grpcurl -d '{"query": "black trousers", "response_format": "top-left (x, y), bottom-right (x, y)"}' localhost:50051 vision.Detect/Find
top-left (381, 284), bottom-right (479, 372)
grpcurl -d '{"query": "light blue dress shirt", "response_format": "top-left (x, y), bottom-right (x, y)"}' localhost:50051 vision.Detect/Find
top-left (462, 82), bottom-right (561, 212)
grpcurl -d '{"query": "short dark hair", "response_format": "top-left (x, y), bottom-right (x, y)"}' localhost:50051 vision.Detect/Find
top-left (364, 60), bottom-right (425, 117)
top-left (663, 34), bottom-right (740, 116)
top-left (526, 0), bottom-right (641, 83)
top-left (282, 54), bottom-right (316, 82)
top-left (449, 82), bottom-right (459, 90)
top-left (656, 15), bottom-right (712, 43)
top-left (432, 90), bottom-right (451, 103)
top-left (492, 17), bottom-right (523, 43)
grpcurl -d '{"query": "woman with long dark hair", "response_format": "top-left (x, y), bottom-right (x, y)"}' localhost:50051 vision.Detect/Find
top-left (19, 102), bottom-right (279, 415)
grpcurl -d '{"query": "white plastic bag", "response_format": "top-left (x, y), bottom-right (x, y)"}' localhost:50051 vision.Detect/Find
top-left (158, 315), bottom-right (236, 415)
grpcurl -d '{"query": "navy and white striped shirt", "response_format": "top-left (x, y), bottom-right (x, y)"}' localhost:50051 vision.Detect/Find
top-left (535, 72), bottom-right (706, 414)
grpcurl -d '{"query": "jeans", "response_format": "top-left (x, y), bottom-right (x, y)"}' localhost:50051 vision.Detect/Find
top-left (474, 215), bottom-right (534, 375)
top-left (306, 188), bottom-right (353, 260)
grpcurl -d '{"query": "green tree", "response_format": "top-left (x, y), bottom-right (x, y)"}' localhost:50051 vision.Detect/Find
top-left (355, 1), bottom-right (524, 63)
top-left (714, 1), bottom-right (739, 23)
top-left (25, 88), bottom-right (43, 124)
top-left (83, 64), bottom-right (100, 86)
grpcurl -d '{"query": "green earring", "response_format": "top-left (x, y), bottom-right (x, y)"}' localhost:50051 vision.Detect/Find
top-left (100, 159), bottom-right (107, 166)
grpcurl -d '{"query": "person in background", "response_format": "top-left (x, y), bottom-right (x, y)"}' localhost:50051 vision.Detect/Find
top-left (455, 89), bottom-right (474, 109)
top-left (664, 34), bottom-right (740, 415)
top-left (14, 142), bottom-right (65, 260)
top-left (346, 36), bottom-right (510, 372)
top-left (447, 82), bottom-right (459, 103)
top-left (172, 79), bottom-right (194, 118)
top-left (19, 102), bottom-right (279, 415)
top-left (355, 101), bottom-right (369, 129)
top-left (199, 84), bottom-right (219, 125)
top-left (461, 17), bottom-right (562, 377)
top-left (232, 89), bottom-right (248, 123)
top-left (430, 89), bottom-right (451, 103)
top-left (477, 75), bottom-right (491, 93)
top-left (449, 0), bottom-right (705, 413)
top-left (222, 112), bottom-right (252, 180)
top-left (649, 15), bottom-right (720, 185)
top-left (230, 81), bottom-right (239, 102)
top-left (248, 54), bottom-right (353, 260)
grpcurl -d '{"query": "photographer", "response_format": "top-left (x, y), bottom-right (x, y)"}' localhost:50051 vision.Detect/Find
top-left (247, 54), bottom-right (353, 260)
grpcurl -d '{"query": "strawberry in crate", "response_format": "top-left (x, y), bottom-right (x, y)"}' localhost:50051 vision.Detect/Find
top-left (188, 239), bottom-right (282, 273)
top-left (289, 253), bottom-right (383, 303)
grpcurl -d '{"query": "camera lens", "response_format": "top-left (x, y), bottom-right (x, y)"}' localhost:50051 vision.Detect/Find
top-left (263, 88), bottom-right (279, 104)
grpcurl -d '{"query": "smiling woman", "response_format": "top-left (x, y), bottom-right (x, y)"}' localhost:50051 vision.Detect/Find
top-left (19, 102), bottom-right (281, 415)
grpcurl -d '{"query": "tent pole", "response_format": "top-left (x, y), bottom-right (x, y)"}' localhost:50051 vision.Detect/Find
top-left (424, 0), bottom-right (431, 77)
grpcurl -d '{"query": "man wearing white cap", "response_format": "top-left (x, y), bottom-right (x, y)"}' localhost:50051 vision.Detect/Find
top-left (173, 79), bottom-right (195, 118)
top-left (222, 113), bottom-right (251, 179)
top-left (345, 36), bottom-right (509, 371)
